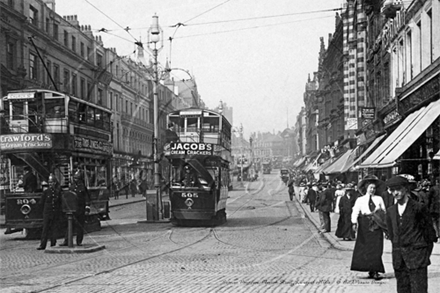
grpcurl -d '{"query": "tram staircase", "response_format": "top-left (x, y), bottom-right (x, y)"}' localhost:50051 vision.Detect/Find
top-left (13, 153), bottom-right (51, 180)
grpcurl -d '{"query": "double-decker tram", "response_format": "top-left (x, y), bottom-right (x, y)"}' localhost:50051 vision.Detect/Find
top-left (164, 108), bottom-right (232, 226)
top-left (0, 89), bottom-right (112, 238)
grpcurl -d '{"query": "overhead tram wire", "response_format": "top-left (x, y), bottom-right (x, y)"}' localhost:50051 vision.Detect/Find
top-left (169, 0), bottom-right (232, 66)
top-left (84, 0), bottom-right (140, 45)
top-left (181, 7), bottom-right (343, 27)
top-left (174, 14), bottom-right (335, 40)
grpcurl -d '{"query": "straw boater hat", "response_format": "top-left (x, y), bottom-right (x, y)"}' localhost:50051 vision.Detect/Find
top-left (358, 175), bottom-right (381, 194)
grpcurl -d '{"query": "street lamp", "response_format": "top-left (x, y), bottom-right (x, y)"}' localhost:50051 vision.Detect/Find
top-left (147, 14), bottom-right (164, 220)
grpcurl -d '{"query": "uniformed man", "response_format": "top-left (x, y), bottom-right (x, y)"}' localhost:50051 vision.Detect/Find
top-left (60, 169), bottom-right (90, 246)
top-left (37, 174), bottom-right (62, 250)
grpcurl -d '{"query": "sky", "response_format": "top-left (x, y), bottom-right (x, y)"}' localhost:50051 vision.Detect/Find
top-left (56, 0), bottom-right (344, 138)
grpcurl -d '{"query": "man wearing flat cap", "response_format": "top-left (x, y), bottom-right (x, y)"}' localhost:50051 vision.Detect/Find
top-left (385, 175), bottom-right (437, 293)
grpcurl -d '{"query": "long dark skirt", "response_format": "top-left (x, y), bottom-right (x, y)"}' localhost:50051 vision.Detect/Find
top-left (350, 215), bottom-right (385, 273)
top-left (335, 211), bottom-right (355, 239)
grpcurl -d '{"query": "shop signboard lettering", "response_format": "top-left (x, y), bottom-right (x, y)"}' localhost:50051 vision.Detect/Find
top-left (74, 136), bottom-right (112, 154)
top-left (168, 142), bottom-right (213, 155)
top-left (0, 134), bottom-right (52, 150)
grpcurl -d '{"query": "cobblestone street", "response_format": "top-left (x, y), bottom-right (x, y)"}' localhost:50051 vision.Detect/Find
top-left (1, 175), bottom-right (439, 293)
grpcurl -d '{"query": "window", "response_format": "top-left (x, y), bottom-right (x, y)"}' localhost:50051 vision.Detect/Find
top-left (87, 82), bottom-right (93, 101)
top-left (54, 64), bottom-right (60, 86)
top-left (46, 60), bottom-right (51, 85)
top-left (87, 47), bottom-right (91, 61)
top-left (72, 74), bottom-right (77, 96)
top-left (80, 78), bottom-right (86, 99)
top-left (29, 5), bottom-right (38, 26)
top-left (97, 88), bottom-right (103, 105)
top-left (45, 17), bottom-right (50, 32)
top-left (29, 53), bottom-right (37, 80)
top-left (53, 23), bottom-right (59, 41)
top-left (96, 53), bottom-right (103, 67)
top-left (63, 31), bottom-right (68, 46)
top-left (427, 10), bottom-right (433, 63)
top-left (71, 36), bottom-right (76, 52)
top-left (6, 41), bottom-right (14, 70)
top-left (109, 92), bottom-right (113, 109)
top-left (115, 94), bottom-right (119, 111)
top-left (80, 42), bottom-right (85, 58)
top-left (63, 69), bottom-right (70, 93)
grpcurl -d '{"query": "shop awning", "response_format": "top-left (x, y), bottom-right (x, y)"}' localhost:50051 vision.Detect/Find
top-left (314, 157), bottom-right (335, 174)
top-left (359, 98), bottom-right (440, 168)
top-left (323, 148), bottom-right (358, 174)
top-left (303, 153), bottom-right (323, 172)
top-left (434, 149), bottom-right (440, 160)
top-left (350, 134), bottom-right (386, 171)
top-left (293, 157), bottom-right (306, 167)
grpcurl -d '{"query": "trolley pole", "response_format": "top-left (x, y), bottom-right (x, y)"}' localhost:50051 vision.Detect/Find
top-left (148, 14), bottom-right (164, 221)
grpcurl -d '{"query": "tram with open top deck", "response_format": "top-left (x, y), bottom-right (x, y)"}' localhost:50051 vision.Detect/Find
top-left (0, 89), bottom-right (112, 238)
top-left (164, 108), bottom-right (232, 226)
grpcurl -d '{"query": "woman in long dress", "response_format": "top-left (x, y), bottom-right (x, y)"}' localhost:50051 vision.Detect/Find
top-left (350, 175), bottom-right (386, 280)
top-left (335, 183), bottom-right (357, 240)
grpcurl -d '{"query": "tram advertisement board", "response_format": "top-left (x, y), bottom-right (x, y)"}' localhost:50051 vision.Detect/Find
top-left (167, 142), bottom-right (213, 156)
top-left (0, 134), bottom-right (52, 150)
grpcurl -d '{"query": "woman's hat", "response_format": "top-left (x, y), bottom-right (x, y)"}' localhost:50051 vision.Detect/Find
top-left (358, 175), bottom-right (381, 193)
top-left (345, 183), bottom-right (354, 189)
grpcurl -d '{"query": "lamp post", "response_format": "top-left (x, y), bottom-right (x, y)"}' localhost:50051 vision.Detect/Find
top-left (147, 14), bottom-right (164, 220)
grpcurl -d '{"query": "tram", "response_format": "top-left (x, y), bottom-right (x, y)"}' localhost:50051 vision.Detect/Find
top-left (164, 108), bottom-right (232, 226)
top-left (0, 89), bottom-right (112, 238)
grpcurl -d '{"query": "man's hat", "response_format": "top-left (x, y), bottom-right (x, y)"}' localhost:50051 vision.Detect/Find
top-left (24, 166), bottom-right (32, 172)
top-left (345, 183), bottom-right (354, 189)
top-left (386, 176), bottom-right (410, 189)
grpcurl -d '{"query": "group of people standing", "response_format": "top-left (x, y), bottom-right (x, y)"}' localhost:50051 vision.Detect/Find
top-left (37, 168), bottom-right (90, 250)
top-left (290, 171), bottom-right (439, 293)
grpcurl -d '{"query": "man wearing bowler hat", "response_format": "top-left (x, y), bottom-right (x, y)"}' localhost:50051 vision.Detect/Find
top-left (385, 175), bottom-right (437, 293)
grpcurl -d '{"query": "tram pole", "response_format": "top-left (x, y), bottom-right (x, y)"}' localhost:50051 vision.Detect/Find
top-left (148, 14), bottom-right (164, 220)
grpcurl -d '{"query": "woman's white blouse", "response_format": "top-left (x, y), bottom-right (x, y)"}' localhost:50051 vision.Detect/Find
top-left (351, 194), bottom-right (386, 224)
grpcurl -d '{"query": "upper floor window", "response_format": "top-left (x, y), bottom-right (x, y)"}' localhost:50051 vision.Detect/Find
top-left (63, 69), bottom-right (70, 93)
top-left (96, 53), bottom-right (103, 67)
top-left (29, 53), bottom-right (38, 80)
top-left (6, 41), bottom-right (15, 70)
top-left (80, 42), bottom-right (85, 58)
top-left (53, 23), bottom-right (59, 41)
top-left (87, 47), bottom-right (91, 61)
top-left (45, 17), bottom-right (50, 32)
top-left (71, 36), bottom-right (76, 52)
top-left (29, 5), bottom-right (38, 26)
top-left (63, 31), bottom-right (68, 47)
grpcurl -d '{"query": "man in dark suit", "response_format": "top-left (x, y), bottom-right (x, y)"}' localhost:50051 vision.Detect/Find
top-left (385, 176), bottom-right (437, 293)
top-left (37, 174), bottom-right (62, 250)
top-left (318, 183), bottom-right (334, 233)
top-left (60, 169), bottom-right (91, 246)
top-left (307, 182), bottom-right (318, 212)
top-left (21, 166), bottom-right (38, 192)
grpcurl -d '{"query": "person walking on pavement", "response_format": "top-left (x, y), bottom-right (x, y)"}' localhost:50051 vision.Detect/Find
top-left (37, 174), bottom-right (62, 250)
top-left (428, 179), bottom-right (440, 239)
top-left (307, 182), bottom-right (318, 212)
top-left (350, 175), bottom-right (386, 280)
top-left (130, 178), bottom-right (138, 198)
top-left (21, 166), bottom-right (38, 193)
top-left (385, 175), bottom-right (438, 293)
top-left (60, 169), bottom-right (90, 247)
top-left (317, 182), bottom-right (333, 233)
top-left (335, 183), bottom-right (356, 241)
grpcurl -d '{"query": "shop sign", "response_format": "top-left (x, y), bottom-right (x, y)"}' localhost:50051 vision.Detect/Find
top-left (359, 107), bottom-right (375, 120)
top-left (383, 109), bottom-right (401, 127)
top-left (168, 142), bottom-right (213, 156)
top-left (0, 134), bottom-right (52, 150)
top-left (74, 136), bottom-right (112, 154)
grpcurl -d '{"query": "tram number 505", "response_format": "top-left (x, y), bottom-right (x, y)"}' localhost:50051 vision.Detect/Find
top-left (181, 192), bottom-right (198, 198)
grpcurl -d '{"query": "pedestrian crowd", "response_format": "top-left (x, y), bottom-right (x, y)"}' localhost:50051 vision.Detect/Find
top-left (286, 169), bottom-right (439, 292)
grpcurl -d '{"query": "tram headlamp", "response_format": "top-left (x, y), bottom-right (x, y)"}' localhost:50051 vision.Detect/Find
top-left (20, 204), bottom-right (31, 215)
top-left (184, 198), bottom-right (194, 208)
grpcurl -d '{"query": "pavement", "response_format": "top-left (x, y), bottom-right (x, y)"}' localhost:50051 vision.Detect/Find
top-left (294, 195), bottom-right (440, 255)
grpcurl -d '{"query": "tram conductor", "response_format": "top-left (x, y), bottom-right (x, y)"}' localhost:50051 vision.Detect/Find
top-left (60, 169), bottom-right (91, 246)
